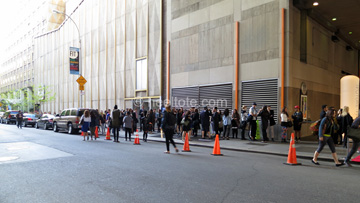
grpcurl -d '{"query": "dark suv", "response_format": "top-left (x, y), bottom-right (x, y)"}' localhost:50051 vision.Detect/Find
top-left (53, 108), bottom-right (91, 134)
top-left (2, 110), bottom-right (20, 124)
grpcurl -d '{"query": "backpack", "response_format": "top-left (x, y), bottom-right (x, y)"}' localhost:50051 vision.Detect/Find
top-left (309, 119), bottom-right (321, 132)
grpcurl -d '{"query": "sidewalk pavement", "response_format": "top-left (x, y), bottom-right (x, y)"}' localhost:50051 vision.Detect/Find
top-left (101, 130), bottom-right (359, 164)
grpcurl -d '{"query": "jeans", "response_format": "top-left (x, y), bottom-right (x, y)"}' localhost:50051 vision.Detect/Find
top-left (223, 125), bottom-right (231, 138)
top-left (17, 121), bottom-right (23, 129)
top-left (125, 127), bottom-right (132, 141)
top-left (113, 127), bottom-right (120, 141)
top-left (316, 136), bottom-right (336, 153)
top-left (240, 121), bottom-right (246, 139)
top-left (345, 140), bottom-right (360, 162)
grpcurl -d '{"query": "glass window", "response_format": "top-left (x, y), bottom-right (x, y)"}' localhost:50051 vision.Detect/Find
top-left (136, 59), bottom-right (147, 90)
top-left (61, 110), bottom-right (66, 116)
top-left (71, 110), bottom-right (77, 116)
top-left (65, 110), bottom-right (71, 116)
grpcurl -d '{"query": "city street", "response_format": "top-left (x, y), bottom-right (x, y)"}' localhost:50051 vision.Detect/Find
top-left (0, 124), bottom-right (360, 203)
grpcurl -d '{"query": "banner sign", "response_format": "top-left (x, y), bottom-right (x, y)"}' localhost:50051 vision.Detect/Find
top-left (69, 47), bottom-right (80, 75)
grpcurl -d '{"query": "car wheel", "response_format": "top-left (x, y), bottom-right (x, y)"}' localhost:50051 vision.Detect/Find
top-left (35, 123), bottom-right (39, 129)
top-left (44, 123), bottom-right (48, 130)
top-left (53, 122), bottom-right (59, 132)
top-left (6, 120), bottom-right (9, 124)
top-left (22, 122), bottom-right (26, 127)
top-left (68, 123), bottom-right (73, 134)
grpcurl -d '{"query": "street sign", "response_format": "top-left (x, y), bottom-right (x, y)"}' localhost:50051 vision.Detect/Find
top-left (76, 75), bottom-right (87, 85)
top-left (80, 91), bottom-right (85, 95)
top-left (79, 85), bottom-right (84, 91)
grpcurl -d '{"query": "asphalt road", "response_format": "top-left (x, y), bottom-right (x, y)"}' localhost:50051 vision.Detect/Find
top-left (0, 124), bottom-right (359, 203)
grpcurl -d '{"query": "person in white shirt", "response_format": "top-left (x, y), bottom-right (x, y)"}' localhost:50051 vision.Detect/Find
top-left (249, 102), bottom-right (258, 141)
top-left (81, 110), bottom-right (91, 141)
top-left (280, 107), bottom-right (289, 143)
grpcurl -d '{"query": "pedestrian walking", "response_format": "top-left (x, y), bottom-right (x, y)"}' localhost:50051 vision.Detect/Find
top-left (123, 111), bottom-right (133, 141)
top-left (311, 109), bottom-right (344, 166)
top-left (344, 113), bottom-right (360, 167)
top-left (280, 107), bottom-right (289, 143)
top-left (292, 105), bottom-right (303, 142)
top-left (222, 108), bottom-right (231, 140)
top-left (112, 105), bottom-right (121, 143)
top-left (341, 106), bottom-right (353, 148)
top-left (81, 110), bottom-right (91, 141)
top-left (258, 105), bottom-right (270, 142)
top-left (161, 104), bottom-right (179, 154)
top-left (249, 103), bottom-right (258, 141)
top-left (240, 105), bottom-right (248, 140)
top-left (267, 106), bottom-right (276, 142)
top-left (89, 110), bottom-right (97, 141)
top-left (16, 110), bottom-right (23, 129)
top-left (320, 104), bottom-right (328, 119)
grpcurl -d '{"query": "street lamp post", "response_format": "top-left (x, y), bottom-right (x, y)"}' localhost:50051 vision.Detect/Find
top-left (53, 10), bottom-right (83, 108)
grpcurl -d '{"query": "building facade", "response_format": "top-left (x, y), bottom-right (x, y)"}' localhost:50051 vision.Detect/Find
top-left (4, 0), bottom-right (358, 129)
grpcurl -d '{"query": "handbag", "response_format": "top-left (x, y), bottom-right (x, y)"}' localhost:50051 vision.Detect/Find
top-left (246, 115), bottom-right (253, 122)
top-left (347, 126), bottom-right (360, 142)
top-left (80, 117), bottom-right (84, 125)
top-left (287, 121), bottom-right (293, 128)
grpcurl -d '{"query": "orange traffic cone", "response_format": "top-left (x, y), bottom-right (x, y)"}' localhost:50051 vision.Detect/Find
top-left (105, 127), bottom-right (112, 140)
top-left (182, 133), bottom-right (191, 152)
top-left (95, 126), bottom-right (99, 138)
top-left (211, 134), bottom-right (223, 156)
top-left (134, 130), bottom-right (141, 145)
top-left (284, 133), bottom-right (301, 165)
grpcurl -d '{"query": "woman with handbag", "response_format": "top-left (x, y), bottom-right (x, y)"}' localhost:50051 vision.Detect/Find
top-left (312, 109), bottom-right (344, 166)
top-left (181, 110), bottom-right (192, 141)
top-left (280, 107), bottom-right (290, 143)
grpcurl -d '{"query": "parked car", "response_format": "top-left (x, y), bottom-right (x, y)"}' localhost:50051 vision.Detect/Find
top-left (2, 110), bottom-right (20, 124)
top-left (22, 113), bottom-right (39, 127)
top-left (35, 114), bottom-right (55, 130)
top-left (53, 108), bottom-right (93, 134)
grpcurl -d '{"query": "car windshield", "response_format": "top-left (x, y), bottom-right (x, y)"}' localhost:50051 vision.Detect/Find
top-left (10, 112), bottom-right (18, 115)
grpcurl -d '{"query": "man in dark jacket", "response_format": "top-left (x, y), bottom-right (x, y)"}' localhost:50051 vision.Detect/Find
top-left (16, 110), bottom-right (23, 129)
top-left (112, 105), bottom-right (121, 143)
top-left (292, 105), bottom-right (303, 142)
top-left (200, 106), bottom-right (211, 139)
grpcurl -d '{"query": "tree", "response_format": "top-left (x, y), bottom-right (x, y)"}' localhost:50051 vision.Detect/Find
top-left (24, 85), bottom-right (56, 112)
top-left (0, 85), bottom-right (55, 112)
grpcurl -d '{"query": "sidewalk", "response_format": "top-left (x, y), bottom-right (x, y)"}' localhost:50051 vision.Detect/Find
top-left (104, 130), bottom-right (358, 163)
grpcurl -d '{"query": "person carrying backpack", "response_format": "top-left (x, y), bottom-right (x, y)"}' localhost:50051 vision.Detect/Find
top-left (161, 104), bottom-right (179, 154)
